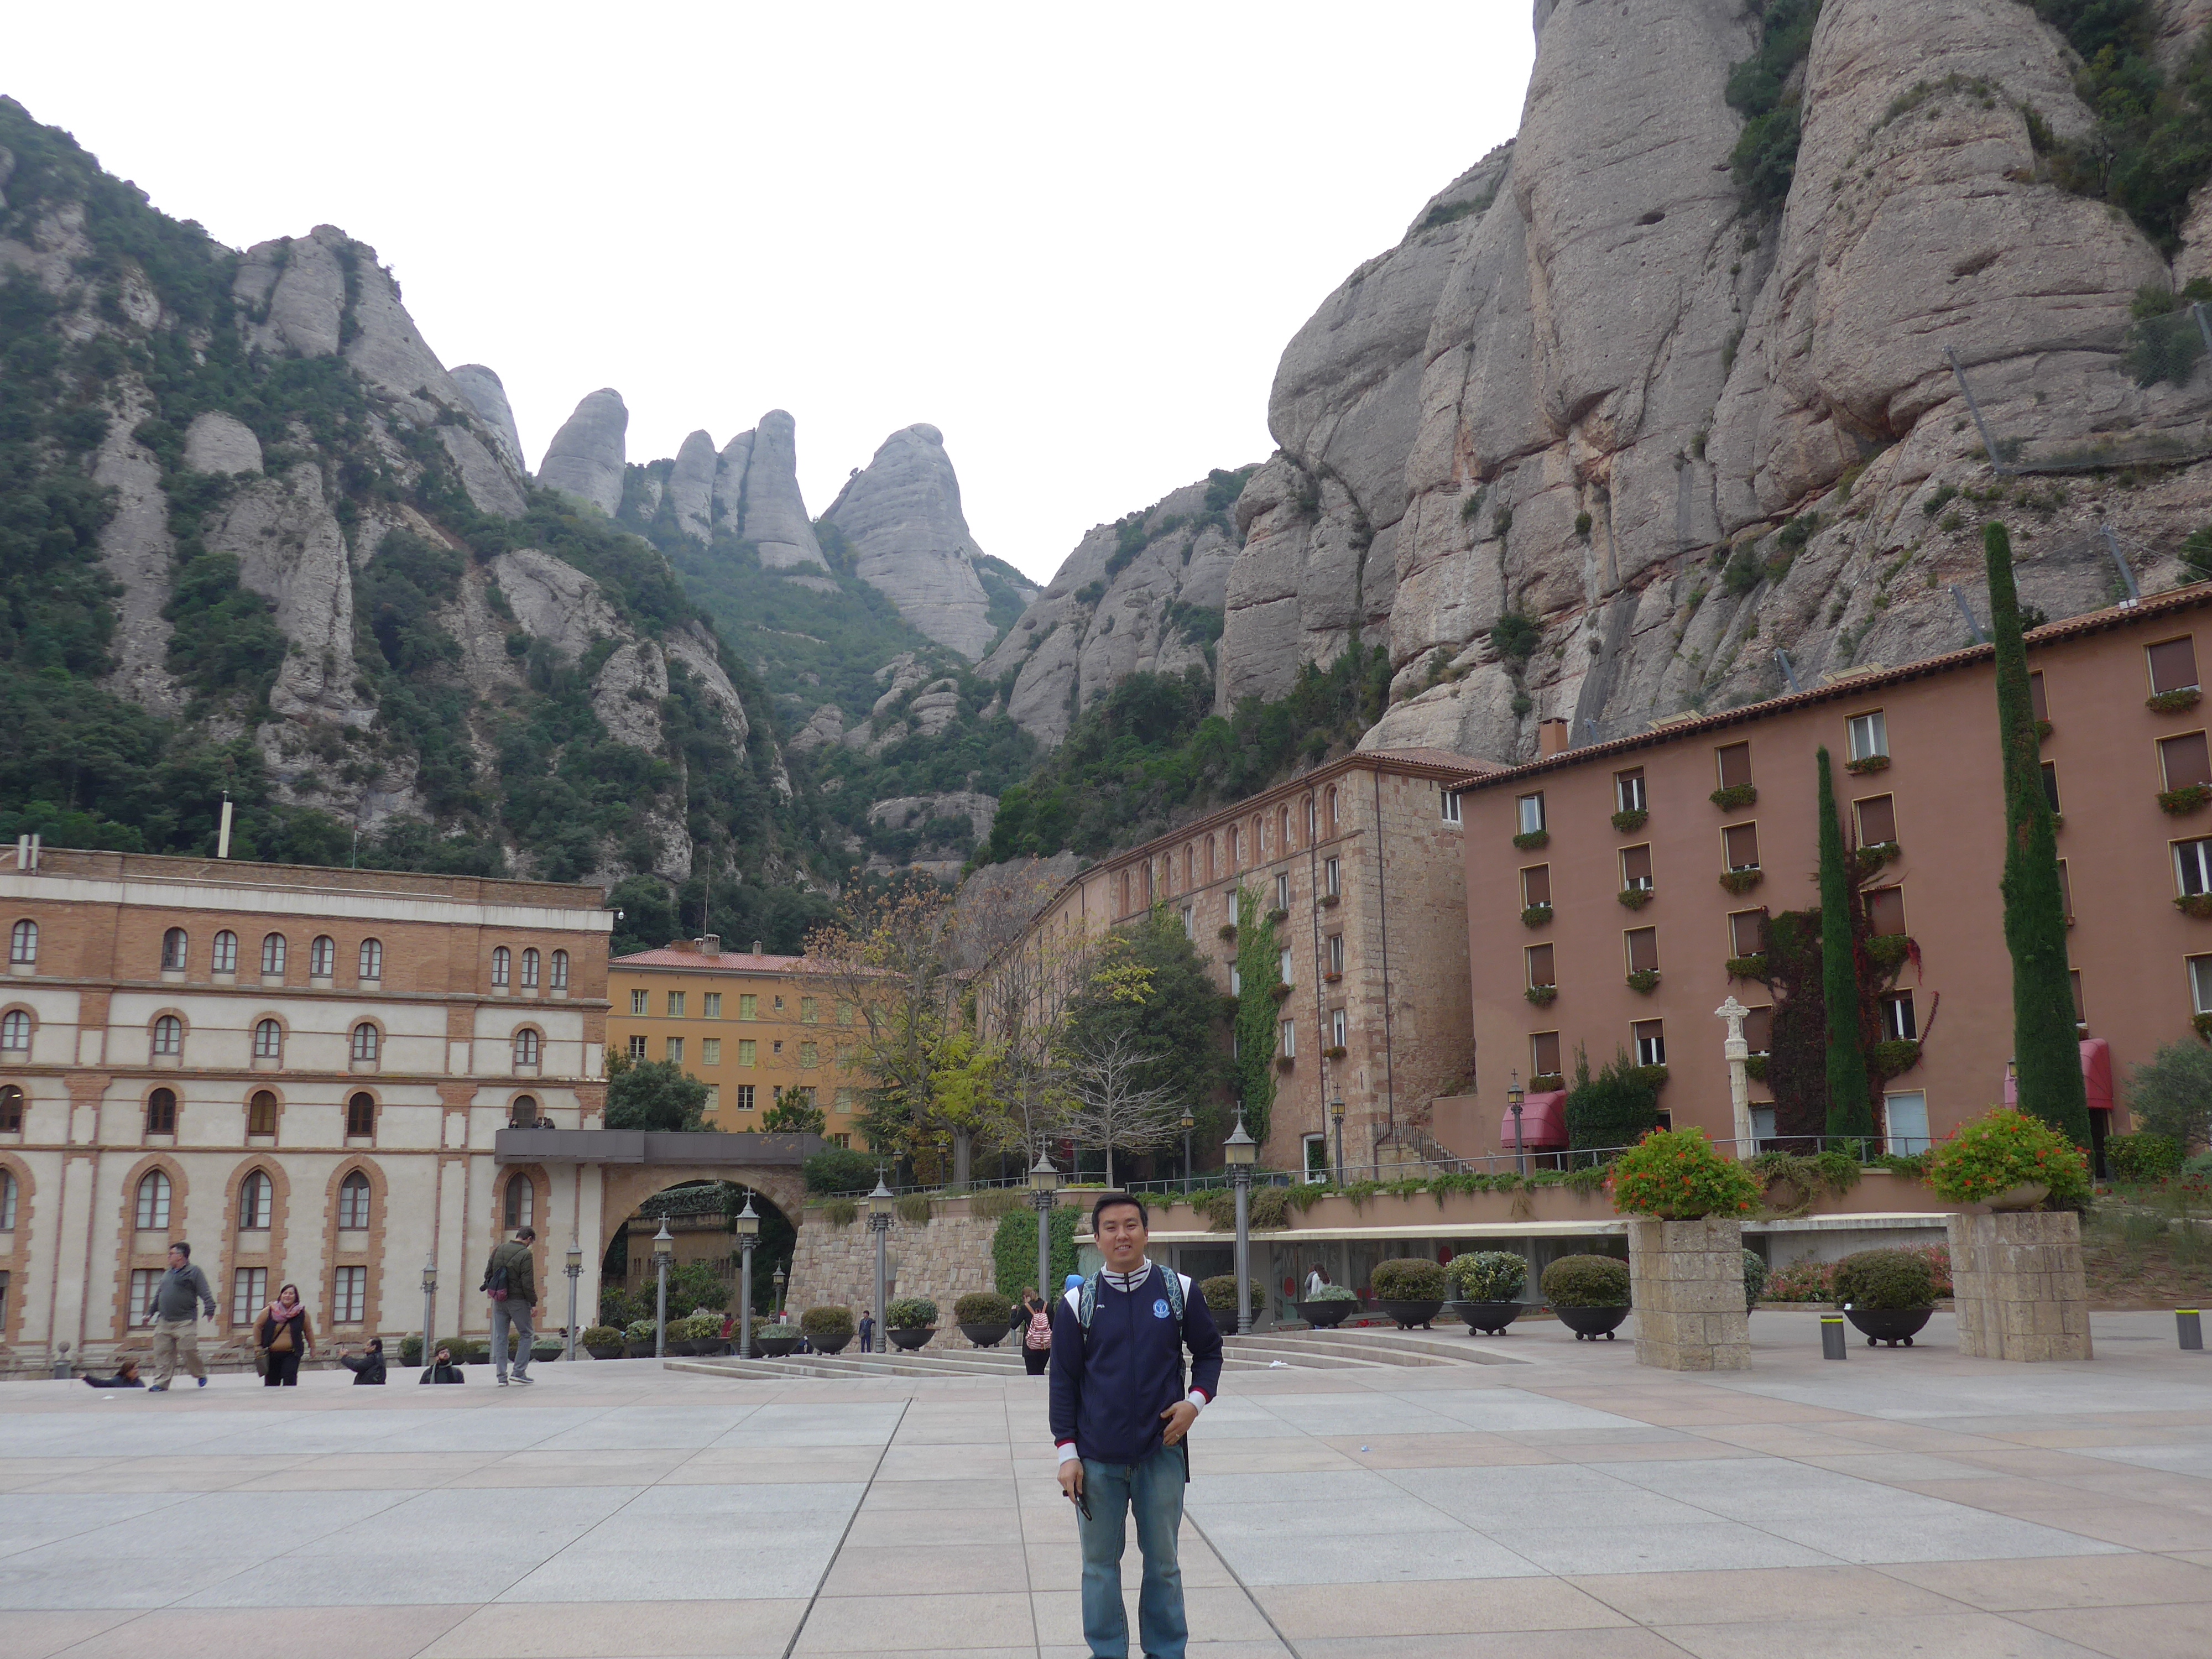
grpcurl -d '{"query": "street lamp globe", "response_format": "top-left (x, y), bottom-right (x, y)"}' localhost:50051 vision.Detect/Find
top-left (421, 1254), bottom-right (437, 1295)
top-left (733, 1193), bottom-right (760, 1243)
top-left (867, 1171), bottom-right (896, 1222)
top-left (565, 1239), bottom-right (583, 1276)
top-left (651, 1217), bottom-right (675, 1267)
top-left (1028, 1149), bottom-right (1061, 1196)
top-left (1223, 1112), bottom-right (1258, 1169)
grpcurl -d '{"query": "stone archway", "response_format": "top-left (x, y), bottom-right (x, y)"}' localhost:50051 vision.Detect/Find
top-left (598, 1173), bottom-right (801, 1327)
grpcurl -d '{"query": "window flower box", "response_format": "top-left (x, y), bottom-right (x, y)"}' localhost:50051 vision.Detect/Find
top-left (1266, 906), bottom-right (1290, 925)
top-left (1632, 1063), bottom-right (1669, 1089)
top-left (1527, 1072), bottom-right (1563, 1092)
top-left (2148, 687), bottom-right (2203, 714)
top-left (1268, 982), bottom-right (1294, 1003)
top-left (1618, 886), bottom-right (1653, 910)
top-left (1512, 830), bottom-right (1551, 851)
top-left (1322, 969), bottom-right (1342, 983)
top-left (1525, 984), bottom-right (1558, 1007)
top-left (2036, 718), bottom-right (2053, 741)
top-left (1844, 754), bottom-right (1891, 775)
top-left (1611, 808), bottom-right (1648, 833)
top-left (1866, 934), bottom-right (1913, 974)
top-left (1521, 903), bottom-right (1553, 928)
top-left (1854, 841), bottom-right (1902, 875)
top-left (1324, 1045), bottom-right (1348, 1061)
top-left (2159, 784), bottom-right (2212, 815)
top-left (1872, 1038), bottom-right (1922, 1079)
top-left (1320, 892), bottom-right (1340, 907)
top-left (1275, 1053), bottom-right (1296, 1072)
top-left (2195, 1012), bottom-right (2212, 1041)
top-left (1218, 924), bottom-right (1238, 941)
top-left (1625, 969), bottom-right (1662, 995)
top-left (1725, 953), bottom-right (1767, 980)
top-left (1710, 784), bottom-right (1757, 810)
top-left (2178, 894), bottom-right (2212, 919)
top-left (1718, 868), bottom-right (1765, 895)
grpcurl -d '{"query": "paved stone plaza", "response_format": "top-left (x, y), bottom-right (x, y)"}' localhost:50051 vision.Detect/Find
top-left (6, 1312), bottom-right (2212, 1658)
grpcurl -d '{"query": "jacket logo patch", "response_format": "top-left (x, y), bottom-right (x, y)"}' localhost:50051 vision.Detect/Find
top-left (1153, 1299), bottom-right (1171, 1319)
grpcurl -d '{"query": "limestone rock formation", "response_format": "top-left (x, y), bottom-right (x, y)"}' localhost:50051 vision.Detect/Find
top-left (711, 410), bottom-right (828, 571)
top-left (668, 429), bottom-right (719, 544)
top-left (182, 411), bottom-right (263, 476)
top-left (209, 466), bottom-right (374, 728)
top-left (823, 424), bottom-right (995, 658)
top-left (491, 547), bottom-right (625, 661)
top-left (92, 387), bottom-right (184, 716)
top-left (450, 364), bottom-right (526, 473)
top-left (538, 388), bottom-right (628, 516)
top-left (789, 703), bottom-right (848, 754)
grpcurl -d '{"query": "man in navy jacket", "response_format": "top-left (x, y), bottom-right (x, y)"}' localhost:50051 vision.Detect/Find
top-left (1052, 1192), bottom-right (1224, 1659)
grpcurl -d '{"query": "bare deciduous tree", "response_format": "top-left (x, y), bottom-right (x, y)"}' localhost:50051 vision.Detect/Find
top-left (1058, 1027), bottom-right (1185, 1190)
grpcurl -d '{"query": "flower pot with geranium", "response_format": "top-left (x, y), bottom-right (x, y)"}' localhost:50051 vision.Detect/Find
top-left (1923, 1107), bottom-right (2091, 1211)
top-left (1605, 1127), bottom-right (1763, 1221)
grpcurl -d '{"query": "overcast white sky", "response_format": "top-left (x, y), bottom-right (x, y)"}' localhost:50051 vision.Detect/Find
top-left (13, 3), bottom-right (1534, 583)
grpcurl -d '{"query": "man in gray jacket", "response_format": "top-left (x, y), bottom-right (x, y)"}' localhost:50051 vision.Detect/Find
top-left (146, 1242), bottom-right (216, 1391)
top-left (481, 1226), bottom-right (538, 1385)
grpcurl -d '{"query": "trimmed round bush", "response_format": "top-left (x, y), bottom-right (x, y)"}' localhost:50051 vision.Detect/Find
top-left (1924, 1106), bottom-right (2091, 1206)
top-left (1444, 1251), bottom-right (1527, 1302)
top-left (758, 1320), bottom-right (798, 1338)
top-left (954, 1290), bottom-right (1012, 1326)
top-left (1201, 1276), bottom-right (1265, 1316)
top-left (1370, 1258), bottom-right (1449, 1301)
top-left (1742, 1249), bottom-right (1769, 1311)
top-left (1541, 1254), bottom-right (1630, 1308)
top-left (581, 1326), bottom-right (622, 1348)
top-left (1830, 1248), bottom-right (1936, 1310)
top-left (1305, 1283), bottom-right (1358, 1303)
top-left (623, 1319), bottom-right (656, 1342)
top-left (800, 1305), bottom-right (854, 1340)
top-left (2106, 1131), bottom-right (2184, 1183)
top-left (886, 1296), bottom-right (938, 1330)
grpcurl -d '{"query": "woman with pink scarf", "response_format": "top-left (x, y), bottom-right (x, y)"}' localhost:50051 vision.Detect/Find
top-left (257, 1283), bottom-right (314, 1387)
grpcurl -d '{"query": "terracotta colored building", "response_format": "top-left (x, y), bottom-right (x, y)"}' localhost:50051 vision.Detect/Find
top-left (1451, 588), bottom-right (2212, 1164)
top-left (0, 847), bottom-right (612, 1371)
top-left (607, 938), bottom-right (871, 1149)
top-left (981, 749), bottom-right (1487, 1176)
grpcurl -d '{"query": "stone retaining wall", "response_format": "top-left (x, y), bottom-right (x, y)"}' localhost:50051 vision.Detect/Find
top-left (784, 1204), bottom-right (1008, 1347)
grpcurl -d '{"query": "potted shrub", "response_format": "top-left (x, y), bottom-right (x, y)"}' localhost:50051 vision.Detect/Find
top-left (581, 1325), bottom-right (625, 1360)
top-left (1925, 1105), bottom-right (2091, 1212)
top-left (886, 1296), bottom-right (938, 1350)
top-left (755, 1319), bottom-right (801, 1358)
top-left (623, 1319), bottom-right (657, 1358)
top-left (1542, 1254), bottom-right (1630, 1339)
top-left (1296, 1283), bottom-right (1358, 1328)
top-left (1201, 1275), bottom-right (1266, 1324)
top-left (1741, 1249), bottom-right (1768, 1314)
top-left (955, 1290), bottom-right (1014, 1347)
top-left (1831, 1248), bottom-right (1936, 1347)
top-left (1606, 1126), bottom-right (1762, 1221)
top-left (1445, 1250), bottom-right (1527, 1335)
top-left (801, 1305), bottom-right (855, 1355)
top-left (1370, 1257), bottom-right (1448, 1329)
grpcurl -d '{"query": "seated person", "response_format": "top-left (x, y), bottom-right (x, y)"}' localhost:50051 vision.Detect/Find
top-left (419, 1343), bottom-right (466, 1384)
top-left (340, 1338), bottom-right (387, 1385)
top-left (83, 1358), bottom-right (145, 1388)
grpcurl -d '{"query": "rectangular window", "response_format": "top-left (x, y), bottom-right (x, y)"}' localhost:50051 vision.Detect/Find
top-left (2177, 838), bottom-right (2212, 896)
top-left (736, 1084), bottom-right (755, 1111)
top-left (1516, 793), bottom-right (1545, 835)
top-left (2149, 635), bottom-right (2200, 695)
top-left (334, 1266), bottom-right (366, 1325)
top-left (629, 990), bottom-right (648, 1015)
top-left (627, 1035), bottom-right (648, 1061)
top-left (1847, 709), bottom-right (1888, 761)
top-left (836, 1088), bottom-right (857, 1112)
top-left (1229, 964), bottom-right (1241, 996)
top-left (1442, 790), bottom-right (1463, 825)
top-left (665, 1037), bottom-right (684, 1064)
top-left (738, 1039), bottom-right (756, 1067)
top-left (1742, 1004), bottom-right (1773, 1055)
top-left (1325, 857), bottom-right (1340, 896)
top-left (2030, 671), bottom-right (2049, 724)
top-left (703, 1085), bottom-right (719, 1113)
top-left (1729, 909), bottom-right (1768, 957)
top-left (1715, 742), bottom-right (1753, 791)
top-left (830, 1132), bottom-right (851, 1149)
top-left (1275, 873), bottom-right (1291, 911)
top-left (2161, 732), bottom-right (2212, 791)
top-left (1620, 844), bottom-right (1653, 891)
top-left (1303, 1133), bottom-right (1328, 1182)
top-left (1866, 885), bottom-right (1907, 936)
top-left (1181, 905), bottom-right (1194, 938)
top-left (2072, 969), bottom-right (2086, 1025)
top-left (2042, 760), bottom-right (2061, 813)
top-left (838, 1001), bottom-right (854, 1026)
top-left (231, 1267), bottom-right (267, 1328)
top-left (1525, 943), bottom-right (1556, 989)
top-left (1530, 1030), bottom-right (1562, 1078)
top-left (1615, 768), bottom-right (1647, 813)
top-left (800, 1041), bottom-right (817, 1067)
top-left (1331, 1008), bottom-right (1348, 1047)
top-left (1884, 1090), bottom-right (1931, 1155)
top-left (1625, 927), bottom-right (1659, 975)
top-left (666, 992), bottom-right (686, 1018)
top-left (2058, 859), bottom-right (2073, 921)
top-left (1279, 1019), bottom-right (1296, 1057)
top-left (131, 1268), bottom-right (159, 1327)
top-left (1328, 935), bottom-right (1345, 975)
top-left (703, 993), bottom-right (722, 1019)
top-left (801, 997), bottom-right (818, 1023)
top-left (739, 994), bottom-right (758, 1021)
top-left (701, 1038), bottom-right (721, 1066)
top-left (1521, 864), bottom-right (1552, 907)
top-left (1723, 822), bottom-right (1761, 871)
top-left (1279, 946), bottom-right (1293, 985)
top-left (1855, 794), bottom-right (1897, 847)
top-left (1225, 890), bottom-right (1237, 920)
top-left (1881, 991), bottom-right (1917, 1041)
top-left (1633, 1020), bottom-right (1667, 1068)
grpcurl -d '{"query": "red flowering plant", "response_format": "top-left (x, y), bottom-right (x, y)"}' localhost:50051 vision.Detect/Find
top-left (1923, 1107), bottom-right (2091, 1208)
top-left (1605, 1126), bottom-right (1764, 1220)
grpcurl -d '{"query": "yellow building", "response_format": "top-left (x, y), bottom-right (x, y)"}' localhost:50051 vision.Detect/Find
top-left (607, 935), bottom-right (870, 1146)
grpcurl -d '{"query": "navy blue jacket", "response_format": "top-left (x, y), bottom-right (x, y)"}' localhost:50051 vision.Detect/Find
top-left (1050, 1265), bottom-right (1224, 1466)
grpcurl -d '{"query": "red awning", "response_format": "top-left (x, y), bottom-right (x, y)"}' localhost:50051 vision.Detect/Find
top-left (1502, 1089), bottom-right (1568, 1150)
top-left (2000, 1039), bottom-right (2111, 1110)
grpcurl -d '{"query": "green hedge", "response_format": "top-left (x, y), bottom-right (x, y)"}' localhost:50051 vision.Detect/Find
top-left (954, 1290), bottom-right (1011, 1326)
top-left (2107, 1131), bottom-right (2184, 1183)
top-left (800, 1305), bottom-right (854, 1339)
top-left (1370, 1258), bottom-right (1449, 1301)
top-left (1832, 1248), bottom-right (1935, 1310)
top-left (1201, 1276), bottom-right (1265, 1315)
top-left (1743, 1249), bottom-right (1769, 1310)
top-left (1541, 1254), bottom-right (1630, 1308)
top-left (992, 1204), bottom-right (1081, 1301)
top-left (887, 1296), bottom-right (937, 1329)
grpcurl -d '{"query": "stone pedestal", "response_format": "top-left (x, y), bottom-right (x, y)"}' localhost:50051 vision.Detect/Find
top-left (1626, 1217), bottom-right (1751, 1371)
top-left (1947, 1211), bottom-right (2093, 1362)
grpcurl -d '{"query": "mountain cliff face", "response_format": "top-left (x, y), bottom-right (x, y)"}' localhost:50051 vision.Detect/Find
top-left (823, 424), bottom-right (1002, 658)
top-left (1213, 0), bottom-right (2212, 764)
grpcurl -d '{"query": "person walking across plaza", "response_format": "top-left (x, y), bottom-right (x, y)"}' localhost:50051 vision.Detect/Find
top-left (1052, 1193), bottom-right (1223, 1659)
top-left (481, 1224), bottom-right (538, 1385)
top-left (257, 1283), bottom-right (313, 1386)
top-left (145, 1242), bottom-right (215, 1391)
top-left (858, 1310), bottom-right (875, 1354)
top-left (1020, 1286), bottom-right (1052, 1376)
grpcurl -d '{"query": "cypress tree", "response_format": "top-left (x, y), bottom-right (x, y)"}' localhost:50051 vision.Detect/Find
top-left (1986, 519), bottom-right (2093, 1145)
top-left (1816, 747), bottom-right (1876, 1139)
top-left (1232, 884), bottom-right (1280, 1149)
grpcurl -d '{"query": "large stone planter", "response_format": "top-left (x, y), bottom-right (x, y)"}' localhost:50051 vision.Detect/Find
top-left (1626, 1217), bottom-right (1751, 1371)
top-left (1948, 1211), bottom-right (2093, 1361)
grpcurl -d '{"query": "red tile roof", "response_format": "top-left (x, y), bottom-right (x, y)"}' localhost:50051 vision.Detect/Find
top-left (611, 947), bottom-right (831, 973)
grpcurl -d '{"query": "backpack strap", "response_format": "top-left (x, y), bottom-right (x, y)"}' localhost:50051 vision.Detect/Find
top-left (1162, 1266), bottom-right (1185, 1323)
top-left (1079, 1265), bottom-right (1185, 1330)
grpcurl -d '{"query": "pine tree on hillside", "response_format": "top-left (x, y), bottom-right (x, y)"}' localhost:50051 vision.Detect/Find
top-left (1817, 747), bottom-right (1876, 1140)
top-left (1985, 520), bottom-right (2092, 1146)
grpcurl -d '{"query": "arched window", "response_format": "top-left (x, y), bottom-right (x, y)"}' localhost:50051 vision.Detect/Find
top-left (212, 931), bottom-right (238, 974)
top-left (151, 1015), bottom-right (182, 1058)
top-left (503, 1171), bottom-right (534, 1229)
top-left (350, 1023), bottom-right (380, 1065)
top-left (509, 1094), bottom-right (539, 1128)
top-left (1118, 873), bottom-right (1131, 916)
top-left (338, 1171), bottom-right (372, 1229)
top-left (161, 928), bottom-right (188, 972)
top-left (550, 950), bottom-right (570, 992)
top-left (520, 948), bottom-right (540, 990)
top-left (260, 934), bottom-right (287, 977)
top-left (358, 938), bottom-right (383, 981)
top-left (1279, 806), bottom-right (1292, 851)
top-left (9, 919), bottom-right (36, 967)
top-left (1327, 787), bottom-right (1339, 834)
top-left (238, 1170), bottom-right (272, 1230)
top-left (253, 1019), bottom-right (282, 1061)
top-left (0, 1083), bottom-right (22, 1132)
top-left (346, 1092), bottom-right (376, 1137)
top-left (512, 1027), bottom-right (540, 1068)
top-left (309, 936), bottom-right (335, 977)
top-left (492, 947), bottom-right (512, 988)
top-left (0, 1167), bottom-right (15, 1229)
top-left (135, 1170), bottom-right (171, 1230)
top-left (1228, 827), bottom-right (1239, 869)
top-left (247, 1091), bottom-right (278, 1136)
top-left (1206, 837), bottom-right (1217, 880)
top-left (145, 1088), bottom-right (177, 1135)
top-left (1306, 795), bottom-right (1317, 840)
top-left (0, 1010), bottom-right (29, 1053)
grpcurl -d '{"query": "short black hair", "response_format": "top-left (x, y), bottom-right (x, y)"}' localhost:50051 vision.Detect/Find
top-left (1092, 1191), bottom-right (1147, 1232)
top-left (169, 1241), bottom-right (190, 1259)
top-left (515, 1226), bottom-right (535, 1241)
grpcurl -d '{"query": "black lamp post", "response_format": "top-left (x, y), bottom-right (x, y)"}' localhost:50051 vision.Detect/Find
top-left (1029, 1150), bottom-right (1060, 1308)
top-left (868, 1171), bottom-right (895, 1343)
top-left (1329, 1092), bottom-right (1346, 1187)
top-left (1509, 1070), bottom-right (1526, 1177)
top-left (1180, 1113), bottom-right (1195, 1186)
top-left (420, 1253), bottom-right (437, 1367)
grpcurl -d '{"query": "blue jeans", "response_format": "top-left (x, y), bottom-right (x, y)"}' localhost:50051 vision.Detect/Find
top-left (490, 1301), bottom-right (534, 1378)
top-left (1078, 1443), bottom-right (1186, 1659)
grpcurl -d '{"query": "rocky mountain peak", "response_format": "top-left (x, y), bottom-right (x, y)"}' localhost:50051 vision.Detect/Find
top-left (823, 422), bottom-right (995, 659)
top-left (538, 388), bottom-right (629, 517)
top-left (450, 364), bottom-right (526, 474)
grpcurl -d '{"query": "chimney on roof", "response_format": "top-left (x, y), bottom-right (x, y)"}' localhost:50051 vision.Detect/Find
top-left (697, 935), bottom-right (721, 956)
top-left (751, 940), bottom-right (763, 955)
top-left (1537, 718), bottom-right (1571, 758)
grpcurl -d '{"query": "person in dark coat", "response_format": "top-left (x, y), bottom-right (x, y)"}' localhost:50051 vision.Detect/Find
top-left (1018, 1287), bottom-right (1053, 1377)
top-left (419, 1344), bottom-right (466, 1384)
top-left (84, 1359), bottom-right (145, 1387)
top-left (340, 1338), bottom-right (387, 1384)
top-left (256, 1284), bottom-right (313, 1386)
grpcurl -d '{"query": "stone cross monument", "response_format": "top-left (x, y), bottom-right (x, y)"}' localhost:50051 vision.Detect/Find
top-left (1714, 995), bottom-right (1754, 1154)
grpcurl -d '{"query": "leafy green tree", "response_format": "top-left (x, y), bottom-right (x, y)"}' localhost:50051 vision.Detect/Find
top-left (1232, 885), bottom-right (1281, 1149)
top-left (2124, 1042), bottom-right (2212, 1151)
top-left (760, 1087), bottom-right (826, 1134)
top-left (1987, 520), bottom-right (2093, 1146)
top-left (1563, 1045), bottom-right (1663, 1153)
top-left (1816, 747), bottom-right (1876, 1140)
top-left (604, 1057), bottom-right (711, 1131)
